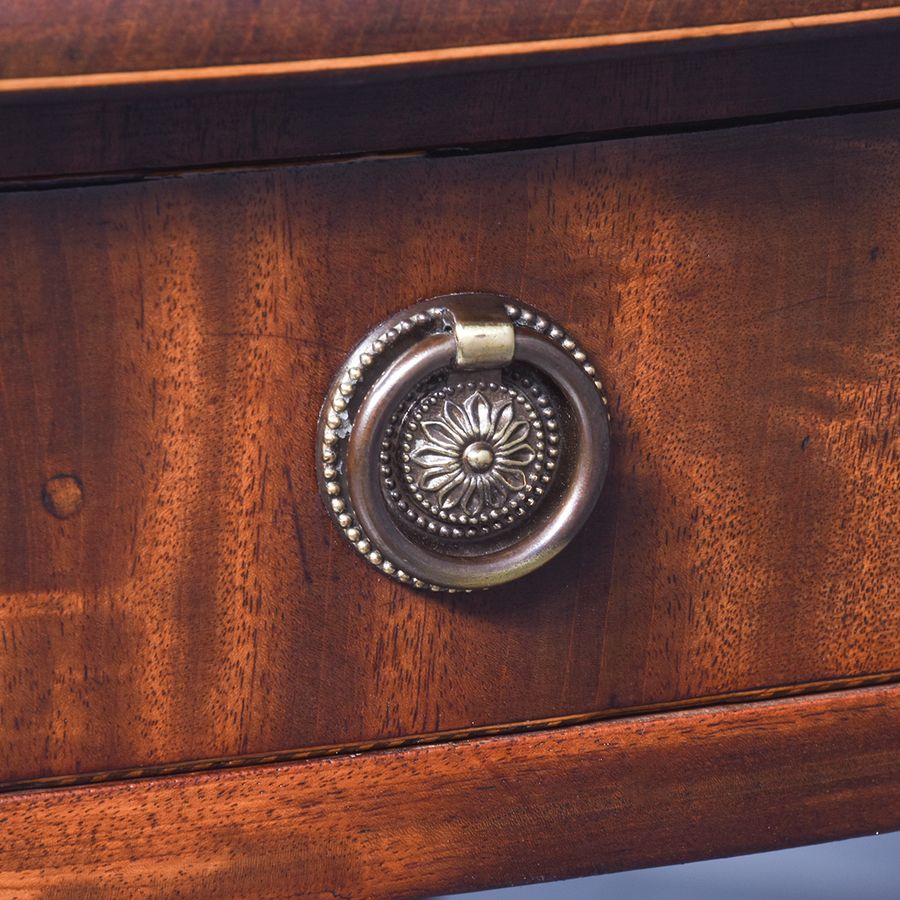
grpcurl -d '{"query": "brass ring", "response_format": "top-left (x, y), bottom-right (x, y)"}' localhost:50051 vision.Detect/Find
top-left (317, 294), bottom-right (610, 591)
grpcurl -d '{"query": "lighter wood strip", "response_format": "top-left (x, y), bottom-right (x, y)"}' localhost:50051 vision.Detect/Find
top-left (2, 7), bottom-right (899, 94)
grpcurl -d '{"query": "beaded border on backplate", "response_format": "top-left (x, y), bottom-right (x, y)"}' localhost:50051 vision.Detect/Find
top-left (317, 300), bottom-right (610, 592)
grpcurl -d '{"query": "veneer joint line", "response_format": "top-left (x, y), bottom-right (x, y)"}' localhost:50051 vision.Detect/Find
top-left (2, 670), bottom-right (896, 797)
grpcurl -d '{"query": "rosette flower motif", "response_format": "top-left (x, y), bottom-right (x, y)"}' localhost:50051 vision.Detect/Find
top-left (410, 391), bottom-right (537, 514)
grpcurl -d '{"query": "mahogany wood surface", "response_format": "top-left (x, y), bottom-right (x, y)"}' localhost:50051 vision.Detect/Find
top-left (3, 12), bottom-right (900, 181)
top-left (1, 109), bottom-right (897, 786)
top-left (2, 0), bottom-right (895, 79)
top-left (1, 685), bottom-right (898, 898)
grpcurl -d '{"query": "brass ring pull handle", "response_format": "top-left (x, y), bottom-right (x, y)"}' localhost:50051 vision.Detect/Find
top-left (317, 294), bottom-right (610, 591)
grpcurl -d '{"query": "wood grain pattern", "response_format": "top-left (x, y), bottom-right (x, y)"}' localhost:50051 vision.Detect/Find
top-left (1, 110), bottom-right (898, 786)
top-left (1, 685), bottom-right (898, 898)
top-left (2, 0), bottom-right (895, 79)
top-left (3, 671), bottom-right (895, 795)
top-left (3, 13), bottom-right (900, 182)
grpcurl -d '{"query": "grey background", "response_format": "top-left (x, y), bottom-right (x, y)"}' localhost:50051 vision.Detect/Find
top-left (442, 831), bottom-right (900, 899)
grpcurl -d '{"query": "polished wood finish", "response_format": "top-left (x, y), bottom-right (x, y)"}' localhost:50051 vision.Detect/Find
top-left (5, 673), bottom-right (894, 795)
top-left (3, 11), bottom-right (900, 181)
top-left (3, 1), bottom-right (895, 79)
top-left (1, 109), bottom-right (897, 786)
top-left (1, 685), bottom-right (898, 897)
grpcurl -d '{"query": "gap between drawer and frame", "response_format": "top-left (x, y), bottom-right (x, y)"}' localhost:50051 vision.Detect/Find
top-left (2, 670), bottom-right (897, 796)
top-left (2, 7), bottom-right (900, 183)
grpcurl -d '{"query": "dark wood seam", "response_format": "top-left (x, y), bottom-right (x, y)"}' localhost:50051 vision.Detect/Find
top-left (4, 669), bottom-right (897, 797)
top-left (2, 95), bottom-right (900, 193)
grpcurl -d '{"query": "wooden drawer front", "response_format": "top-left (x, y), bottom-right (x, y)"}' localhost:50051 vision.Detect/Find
top-left (1, 110), bottom-right (897, 787)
